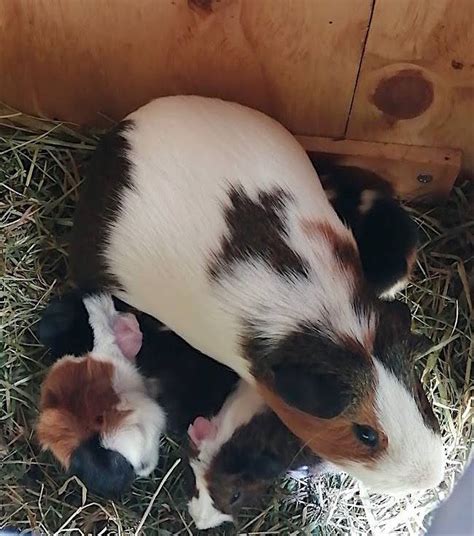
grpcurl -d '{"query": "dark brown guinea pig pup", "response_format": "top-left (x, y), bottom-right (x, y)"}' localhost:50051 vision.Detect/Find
top-left (316, 162), bottom-right (419, 298)
top-left (187, 380), bottom-right (324, 530)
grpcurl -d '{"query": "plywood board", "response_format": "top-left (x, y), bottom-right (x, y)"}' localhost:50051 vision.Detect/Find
top-left (298, 136), bottom-right (461, 200)
top-left (347, 0), bottom-right (474, 172)
top-left (0, 0), bottom-right (372, 135)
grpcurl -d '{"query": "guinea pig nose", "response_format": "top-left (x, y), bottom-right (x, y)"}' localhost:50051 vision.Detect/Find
top-left (69, 435), bottom-right (135, 498)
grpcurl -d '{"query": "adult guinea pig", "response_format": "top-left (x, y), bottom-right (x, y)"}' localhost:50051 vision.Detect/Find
top-left (187, 380), bottom-right (324, 530)
top-left (38, 291), bottom-right (239, 496)
top-left (317, 163), bottom-right (419, 298)
top-left (70, 95), bottom-right (445, 494)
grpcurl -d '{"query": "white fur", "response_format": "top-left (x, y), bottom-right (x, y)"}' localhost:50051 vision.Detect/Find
top-left (84, 294), bottom-right (166, 476)
top-left (107, 96), bottom-right (357, 378)
top-left (188, 464), bottom-right (234, 530)
top-left (379, 277), bottom-right (410, 300)
top-left (97, 96), bottom-right (443, 493)
top-left (358, 189), bottom-right (379, 215)
top-left (188, 380), bottom-right (266, 529)
top-left (335, 359), bottom-right (446, 494)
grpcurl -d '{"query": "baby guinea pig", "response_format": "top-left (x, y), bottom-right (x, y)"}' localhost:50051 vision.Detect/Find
top-left (38, 291), bottom-right (239, 497)
top-left (187, 380), bottom-right (324, 530)
top-left (316, 162), bottom-right (419, 298)
top-left (37, 293), bottom-right (166, 497)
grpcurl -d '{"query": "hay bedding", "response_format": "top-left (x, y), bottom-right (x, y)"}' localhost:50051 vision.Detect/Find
top-left (0, 115), bottom-right (472, 536)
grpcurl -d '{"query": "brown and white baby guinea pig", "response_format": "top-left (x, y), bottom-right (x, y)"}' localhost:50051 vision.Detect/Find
top-left (187, 380), bottom-right (325, 530)
top-left (37, 291), bottom-right (239, 498)
top-left (316, 162), bottom-right (419, 298)
top-left (37, 291), bottom-right (238, 497)
top-left (37, 293), bottom-right (167, 498)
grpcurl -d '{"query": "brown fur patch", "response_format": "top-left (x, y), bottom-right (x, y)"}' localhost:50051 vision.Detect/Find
top-left (301, 220), bottom-right (362, 280)
top-left (203, 409), bottom-right (320, 514)
top-left (256, 383), bottom-right (386, 464)
top-left (209, 186), bottom-right (308, 280)
top-left (37, 357), bottom-right (129, 467)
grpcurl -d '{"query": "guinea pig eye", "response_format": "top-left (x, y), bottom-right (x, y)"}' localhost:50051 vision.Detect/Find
top-left (353, 424), bottom-right (379, 448)
top-left (230, 491), bottom-right (241, 505)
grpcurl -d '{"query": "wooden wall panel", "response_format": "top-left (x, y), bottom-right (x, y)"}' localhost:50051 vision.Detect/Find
top-left (347, 0), bottom-right (474, 172)
top-left (0, 0), bottom-right (372, 135)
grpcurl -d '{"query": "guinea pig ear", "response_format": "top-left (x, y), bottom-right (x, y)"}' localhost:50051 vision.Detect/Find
top-left (271, 363), bottom-right (352, 419)
top-left (188, 417), bottom-right (217, 448)
top-left (113, 313), bottom-right (143, 361)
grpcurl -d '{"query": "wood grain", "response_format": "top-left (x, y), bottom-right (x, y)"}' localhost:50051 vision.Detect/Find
top-left (0, 0), bottom-right (372, 135)
top-left (347, 0), bottom-right (474, 172)
top-left (298, 136), bottom-right (462, 200)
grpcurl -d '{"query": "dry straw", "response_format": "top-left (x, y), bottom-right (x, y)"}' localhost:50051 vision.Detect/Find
top-left (1, 114), bottom-right (472, 535)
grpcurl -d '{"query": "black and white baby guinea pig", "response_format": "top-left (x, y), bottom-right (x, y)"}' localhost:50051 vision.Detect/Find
top-left (316, 162), bottom-right (419, 298)
top-left (37, 291), bottom-right (238, 497)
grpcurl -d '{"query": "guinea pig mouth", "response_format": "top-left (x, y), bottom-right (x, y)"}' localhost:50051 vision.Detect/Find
top-left (69, 435), bottom-right (135, 498)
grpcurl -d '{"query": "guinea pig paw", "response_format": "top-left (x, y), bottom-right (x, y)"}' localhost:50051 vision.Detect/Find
top-left (136, 457), bottom-right (157, 477)
top-left (188, 417), bottom-right (217, 448)
top-left (113, 313), bottom-right (143, 361)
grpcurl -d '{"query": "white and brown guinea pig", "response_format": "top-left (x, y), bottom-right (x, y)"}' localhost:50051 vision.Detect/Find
top-left (187, 380), bottom-right (324, 530)
top-left (37, 293), bottom-right (166, 498)
top-left (316, 162), bottom-right (418, 299)
top-left (38, 291), bottom-right (239, 497)
top-left (70, 95), bottom-right (445, 494)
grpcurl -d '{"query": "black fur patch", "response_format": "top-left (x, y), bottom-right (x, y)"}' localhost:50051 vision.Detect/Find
top-left (315, 164), bottom-right (418, 296)
top-left (69, 435), bottom-right (135, 498)
top-left (70, 120), bottom-right (134, 291)
top-left (316, 163), bottom-right (394, 197)
top-left (357, 198), bottom-right (418, 295)
top-left (39, 290), bottom-right (94, 360)
top-left (209, 186), bottom-right (309, 280)
top-left (181, 460), bottom-right (199, 499)
top-left (244, 324), bottom-right (373, 419)
top-left (137, 313), bottom-right (238, 436)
